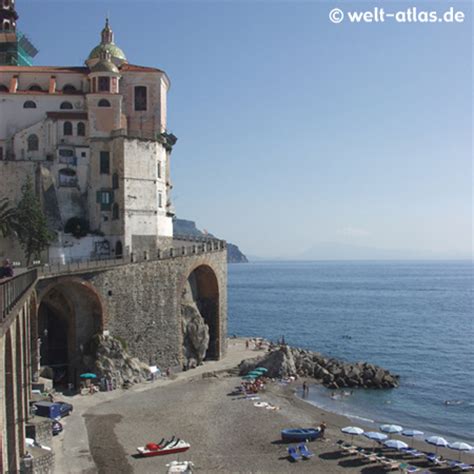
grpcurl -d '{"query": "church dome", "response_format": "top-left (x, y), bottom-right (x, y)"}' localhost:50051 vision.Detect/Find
top-left (86, 18), bottom-right (127, 67)
top-left (88, 43), bottom-right (126, 63)
top-left (90, 56), bottom-right (119, 74)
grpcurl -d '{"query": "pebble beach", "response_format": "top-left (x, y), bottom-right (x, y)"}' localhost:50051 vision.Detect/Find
top-left (53, 339), bottom-right (474, 473)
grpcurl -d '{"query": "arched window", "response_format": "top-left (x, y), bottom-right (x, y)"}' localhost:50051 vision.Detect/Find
top-left (28, 84), bottom-right (42, 92)
top-left (112, 203), bottom-right (119, 220)
top-left (77, 122), bottom-right (86, 136)
top-left (62, 84), bottom-right (77, 93)
top-left (98, 77), bottom-right (110, 92)
top-left (60, 101), bottom-right (73, 110)
top-left (134, 86), bottom-right (147, 111)
top-left (23, 100), bottom-right (36, 109)
top-left (27, 134), bottom-right (39, 152)
top-left (63, 121), bottom-right (73, 136)
top-left (3, 21), bottom-right (10, 31)
top-left (112, 172), bottom-right (119, 189)
top-left (0, 84), bottom-right (8, 92)
top-left (98, 99), bottom-right (111, 107)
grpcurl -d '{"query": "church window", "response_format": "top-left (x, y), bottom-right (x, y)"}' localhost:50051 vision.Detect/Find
top-left (134, 86), bottom-right (147, 111)
top-left (77, 122), bottom-right (86, 136)
top-left (0, 84), bottom-right (8, 92)
top-left (28, 84), bottom-right (42, 91)
top-left (112, 203), bottom-right (119, 220)
top-left (3, 21), bottom-right (10, 31)
top-left (27, 134), bottom-right (39, 151)
top-left (63, 121), bottom-right (73, 136)
top-left (97, 190), bottom-right (113, 210)
top-left (98, 99), bottom-right (111, 107)
top-left (100, 151), bottom-right (110, 174)
top-left (158, 192), bottom-right (163, 208)
top-left (112, 172), bottom-right (119, 189)
top-left (98, 76), bottom-right (110, 92)
top-left (58, 168), bottom-right (77, 187)
top-left (157, 161), bottom-right (162, 179)
top-left (60, 101), bottom-right (73, 110)
top-left (63, 84), bottom-right (77, 93)
top-left (23, 100), bottom-right (36, 109)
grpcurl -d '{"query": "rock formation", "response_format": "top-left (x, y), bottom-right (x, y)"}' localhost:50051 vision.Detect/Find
top-left (84, 334), bottom-right (150, 387)
top-left (239, 345), bottom-right (400, 389)
top-left (181, 302), bottom-right (210, 369)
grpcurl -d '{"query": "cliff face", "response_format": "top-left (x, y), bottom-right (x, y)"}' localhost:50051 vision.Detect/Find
top-left (173, 218), bottom-right (248, 263)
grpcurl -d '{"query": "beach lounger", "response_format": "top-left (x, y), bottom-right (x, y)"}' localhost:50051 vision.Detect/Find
top-left (288, 446), bottom-right (301, 462)
top-left (402, 448), bottom-right (424, 458)
top-left (425, 453), bottom-right (446, 466)
top-left (378, 458), bottom-right (400, 470)
top-left (448, 461), bottom-right (473, 471)
top-left (298, 443), bottom-right (314, 459)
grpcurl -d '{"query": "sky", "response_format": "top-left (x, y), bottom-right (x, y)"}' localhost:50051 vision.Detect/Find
top-left (21, 0), bottom-right (472, 259)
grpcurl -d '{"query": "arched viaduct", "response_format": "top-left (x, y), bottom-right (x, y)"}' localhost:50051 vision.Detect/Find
top-left (0, 240), bottom-right (227, 473)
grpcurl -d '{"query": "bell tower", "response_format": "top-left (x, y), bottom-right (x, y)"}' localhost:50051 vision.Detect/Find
top-left (0, 0), bottom-right (38, 65)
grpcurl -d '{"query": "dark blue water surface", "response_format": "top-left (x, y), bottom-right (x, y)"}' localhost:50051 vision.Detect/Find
top-left (228, 261), bottom-right (474, 442)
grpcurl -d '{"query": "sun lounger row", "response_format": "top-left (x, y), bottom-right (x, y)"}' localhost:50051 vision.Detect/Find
top-left (335, 440), bottom-right (474, 472)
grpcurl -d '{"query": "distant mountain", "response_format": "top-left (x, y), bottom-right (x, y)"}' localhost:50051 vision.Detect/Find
top-left (297, 242), bottom-right (468, 261)
top-left (173, 218), bottom-right (248, 263)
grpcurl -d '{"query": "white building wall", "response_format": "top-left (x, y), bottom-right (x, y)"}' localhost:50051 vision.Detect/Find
top-left (0, 93), bottom-right (86, 141)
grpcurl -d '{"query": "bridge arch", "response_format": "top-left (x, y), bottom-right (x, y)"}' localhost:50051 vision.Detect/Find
top-left (37, 278), bottom-right (105, 387)
top-left (180, 263), bottom-right (220, 363)
top-left (4, 330), bottom-right (17, 473)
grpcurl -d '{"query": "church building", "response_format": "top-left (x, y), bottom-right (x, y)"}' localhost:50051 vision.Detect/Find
top-left (0, 1), bottom-right (177, 263)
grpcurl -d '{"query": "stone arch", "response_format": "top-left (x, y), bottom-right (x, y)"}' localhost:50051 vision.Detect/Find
top-left (4, 330), bottom-right (17, 473)
top-left (180, 264), bottom-right (220, 364)
top-left (37, 278), bottom-right (105, 387)
top-left (29, 290), bottom-right (39, 382)
top-left (15, 318), bottom-right (24, 455)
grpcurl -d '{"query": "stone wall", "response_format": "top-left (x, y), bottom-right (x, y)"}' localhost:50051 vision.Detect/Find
top-left (37, 248), bottom-right (227, 372)
top-left (88, 250), bottom-right (227, 369)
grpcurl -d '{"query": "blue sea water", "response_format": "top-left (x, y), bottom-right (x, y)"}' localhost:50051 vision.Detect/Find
top-left (228, 261), bottom-right (474, 443)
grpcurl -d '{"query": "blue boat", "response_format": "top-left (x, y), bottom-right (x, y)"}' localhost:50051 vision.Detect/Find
top-left (281, 428), bottom-right (321, 442)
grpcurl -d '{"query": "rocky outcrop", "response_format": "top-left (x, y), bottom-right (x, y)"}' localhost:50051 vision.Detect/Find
top-left (239, 345), bottom-right (400, 389)
top-left (85, 335), bottom-right (150, 387)
top-left (173, 217), bottom-right (248, 263)
top-left (181, 302), bottom-right (209, 369)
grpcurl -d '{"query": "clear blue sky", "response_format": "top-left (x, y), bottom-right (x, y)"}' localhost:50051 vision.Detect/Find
top-left (23, 0), bottom-right (472, 258)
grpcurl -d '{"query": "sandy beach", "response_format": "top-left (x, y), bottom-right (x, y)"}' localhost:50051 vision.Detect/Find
top-left (53, 339), bottom-right (474, 473)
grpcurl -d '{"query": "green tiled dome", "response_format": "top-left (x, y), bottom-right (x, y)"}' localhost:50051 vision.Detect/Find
top-left (88, 43), bottom-right (127, 62)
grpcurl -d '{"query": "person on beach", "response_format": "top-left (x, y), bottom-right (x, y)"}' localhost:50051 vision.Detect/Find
top-left (302, 381), bottom-right (309, 397)
top-left (319, 421), bottom-right (327, 438)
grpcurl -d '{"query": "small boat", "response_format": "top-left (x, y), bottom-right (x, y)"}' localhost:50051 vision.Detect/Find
top-left (136, 438), bottom-right (191, 457)
top-left (166, 461), bottom-right (194, 473)
top-left (281, 428), bottom-right (321, 442)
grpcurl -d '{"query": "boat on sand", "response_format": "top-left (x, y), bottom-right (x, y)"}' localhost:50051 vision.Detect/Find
top-left (281, 428), bottom-right (321, 442)
top-left (136, 437), bottom-right (191, 457)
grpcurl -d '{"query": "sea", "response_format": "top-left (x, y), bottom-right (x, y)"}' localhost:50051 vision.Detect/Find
top-left (228, 260), bottom-right (474, 443)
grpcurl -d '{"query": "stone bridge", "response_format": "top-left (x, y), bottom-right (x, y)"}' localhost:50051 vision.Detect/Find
top-left (0, 239), bottom-right (227, 473)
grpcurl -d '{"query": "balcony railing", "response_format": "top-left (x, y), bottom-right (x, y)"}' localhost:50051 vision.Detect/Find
top-left (0, 269), bottom-right (37, 322)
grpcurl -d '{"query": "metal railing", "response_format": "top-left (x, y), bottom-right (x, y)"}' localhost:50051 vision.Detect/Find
top-left (0, 269), bottom-right (37, 322)
top-left (36, 239), bottom-right (226, 277)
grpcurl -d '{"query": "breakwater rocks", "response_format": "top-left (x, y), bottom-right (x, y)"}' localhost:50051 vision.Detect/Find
top-left (239, 344), bottom-right (400, 389)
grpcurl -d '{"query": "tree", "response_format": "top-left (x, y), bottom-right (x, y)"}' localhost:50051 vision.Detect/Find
top-left (16, 176), bottom-right (53, 265)
top-left (0, 197), bottom-right (19, 238)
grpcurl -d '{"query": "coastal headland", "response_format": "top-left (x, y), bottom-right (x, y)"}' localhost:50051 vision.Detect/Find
top-left (52, 338), bottom-right (474, 473)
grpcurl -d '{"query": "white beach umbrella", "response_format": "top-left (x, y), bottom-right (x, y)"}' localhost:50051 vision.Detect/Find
top-left (425, 436), bottom-right (448, 455)
top-left (401, 429), bottom-right (424, 447)
top-left (380, 424), bottom-right (403, 434)
top-left (364, 431), bottom-right (388, 447)
top-left (384, 439), bottom-right (409, 451)
top-left (448, 441), bottom-right (473, 461)
top-left (341, 426), bottom-right (364, 443)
